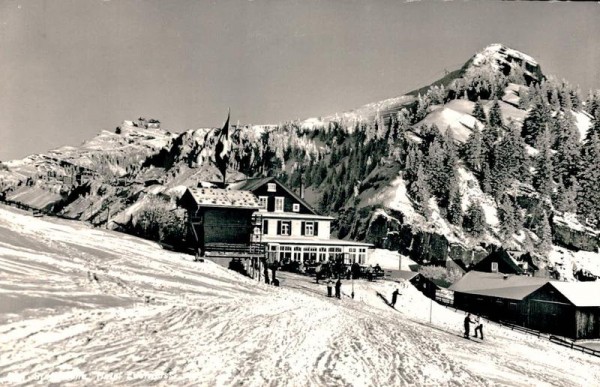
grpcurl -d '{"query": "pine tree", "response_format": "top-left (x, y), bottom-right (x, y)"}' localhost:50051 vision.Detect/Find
top-left (554, 176), bottom-right (578, 214)
top-left (533, 127), bottom-right (554, 197)
top-left (318, 190), bottom-right (331, 213)
top-left (481, 162), bottom-right (493, 195)
top-left (584, 115), bottom-right (600, 144)
top-left (488, 120), bottom-right (528, 197)
top-left (411, 164), bottom-right (432, 217)
top-left (551, 87), bottom-right (561, 112)
top-left (464, 125), bottom-right (483, 173)
top-left (560, 88), bottom-right (573, 112)
top-left (498, 194), bottom-right (518, 238)
top-left (404, 144), bottom-right (423, 183)
top-left (488, 98), bottom-right (503, 128)
top-left (472, 99), bottom-right (487, 124)
top-left (415, 93), bottom-right (428, 122)
top-left (447, 183), bottom-right (463, 226)
top-left (463, 201), bottom-right (486, 237)
top-left (518, 87), bottom-right (532, 110)
top-left (553, 111), bottom-right (581, 183)
top-left (522, 95), bottom-right (553, 146)
top-left (535, 211), bottom-right (553, 253)
top-left (577, 129), bottom-right (600, 226)
top-left (481, 123), bottom-right (499, 154)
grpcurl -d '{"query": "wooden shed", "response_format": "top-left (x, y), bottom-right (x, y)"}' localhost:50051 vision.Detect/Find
top-left (450, 271), bottom-right (548, 323)
top-left (525, 282), bottom-right (600, 339)
top-left (179, 187), bottom-right (262, 257)
top-left (450, 271), bottom-right (600, 339)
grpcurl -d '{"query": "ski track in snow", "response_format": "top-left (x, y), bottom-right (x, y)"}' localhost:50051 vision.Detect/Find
top-left (0, 205), bottom-right (599, 386)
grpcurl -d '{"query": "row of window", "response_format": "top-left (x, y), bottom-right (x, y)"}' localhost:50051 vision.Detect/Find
top-left (262, 220), bottom-right (318, 236)
top-left (268, 245), bottom-right (367, 264)
top-left (258, 196), bottom-right (300, 213)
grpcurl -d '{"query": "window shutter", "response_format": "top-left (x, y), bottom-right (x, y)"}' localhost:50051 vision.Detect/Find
top-left (263, 220), bottom-right (269, 235)
top-left (301, 221), bottom-right (305, 236)
top-left (314, 222), bottom-right (319, 236)
top-left (277, 220), bottom-right (282, 235)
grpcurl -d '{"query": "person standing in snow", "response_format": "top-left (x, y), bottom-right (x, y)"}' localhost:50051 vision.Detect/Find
top-left (326, 278), bottom-right (333, 297)
top-left (315, 263), bottom-right (322, 284)
top-left (474, 315), bottom-right (484, 340)
top-left (390, 288), bottom-right (401, 308)
top-left (335, 277), bottom-right (342, 299)
top-left (367, 265), bottom-right (373, 282)
top-left (464, 313), bottom-right (474, 338)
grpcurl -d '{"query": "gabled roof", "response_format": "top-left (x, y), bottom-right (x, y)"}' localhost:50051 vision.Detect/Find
top-left (228, 177), bottom-right (274, 192)
top-left (229, 177), bottom-right (318, 215)
top-left (473, 249), bottom-right (523, 274)
top-left (449, 271), bottom-right (549, 301)
top-left (185, 187), bottom-right (260, 209)
top-left (546, 282), bottom-right (600, 307)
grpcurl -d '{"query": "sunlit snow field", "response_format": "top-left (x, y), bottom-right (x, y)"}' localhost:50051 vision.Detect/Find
top-left (1, 205), bottom-right (599, 386)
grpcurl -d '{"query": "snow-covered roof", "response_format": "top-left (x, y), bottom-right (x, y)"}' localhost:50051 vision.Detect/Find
top-left (387, 270), bottom-right (420, 281)
top-left (547, 282), bottom-right (600, 307)
top-left (185, 187), bottom-right (260, 209)
top-left (449, 271), bottom-right (548, 300)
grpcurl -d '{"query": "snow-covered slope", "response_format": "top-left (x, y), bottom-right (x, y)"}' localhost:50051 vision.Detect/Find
top-left (1, 205), bottom-right (599, 386)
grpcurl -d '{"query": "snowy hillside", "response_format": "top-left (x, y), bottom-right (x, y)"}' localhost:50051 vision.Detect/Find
top-left (1, 205), bottom-right (599, 386)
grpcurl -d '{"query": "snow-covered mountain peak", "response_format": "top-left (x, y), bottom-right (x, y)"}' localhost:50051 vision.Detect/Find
top-left (469, 43), bottom-right (542, 83)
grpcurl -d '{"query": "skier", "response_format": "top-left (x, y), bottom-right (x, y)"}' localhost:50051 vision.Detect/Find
top-left (326, 278), bottom-right (333, 297)
top-left (474, 315), bottom-right (484, 340)
top-left (464, 313), bottom-right (474, 338)
top-left (335, 277), bottom-right (342, 299)
top-left (390, 288), bottom-right (400, 308)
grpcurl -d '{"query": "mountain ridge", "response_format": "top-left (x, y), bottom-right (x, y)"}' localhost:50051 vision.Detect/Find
top-left (2, 43), bottom-right (600, 282)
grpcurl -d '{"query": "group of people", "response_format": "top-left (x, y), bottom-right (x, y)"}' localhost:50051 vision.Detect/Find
top-left (325, 277), bottom-right (342, 299)
top-left (463, 313), bottom-right (484, 340)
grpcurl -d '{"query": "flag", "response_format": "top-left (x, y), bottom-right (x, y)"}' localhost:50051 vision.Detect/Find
top-left (215, 109), bottom-right (231, 184)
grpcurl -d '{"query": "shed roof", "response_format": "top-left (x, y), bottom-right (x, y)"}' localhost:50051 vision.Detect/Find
top-left (547, 282), bottom-right (600, 307)
top-left (386, 270), bottom-right (420, 281)
top-left (185, 187), bottom-right (260, 209)
top-left (449, 271), bottom-right (548, 301)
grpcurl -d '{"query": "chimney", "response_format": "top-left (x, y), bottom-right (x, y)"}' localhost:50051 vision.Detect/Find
top-left (300, 180), bottom-right (305, 200)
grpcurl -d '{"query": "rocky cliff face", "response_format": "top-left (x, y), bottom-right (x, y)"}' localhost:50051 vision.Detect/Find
top-left (552, 214), bottom-right (599, 252)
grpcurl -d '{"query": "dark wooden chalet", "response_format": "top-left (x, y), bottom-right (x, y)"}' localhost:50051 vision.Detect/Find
top-left (389, 270), bottom-right (441, 300)
top-left (179, 187), bottom-right (264, 260)
top-left (471, 249), bottom-right (538, 276)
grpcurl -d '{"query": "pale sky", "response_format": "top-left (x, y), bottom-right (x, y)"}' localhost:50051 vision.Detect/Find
top-left (1, 0), bottom-right (599, 161)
